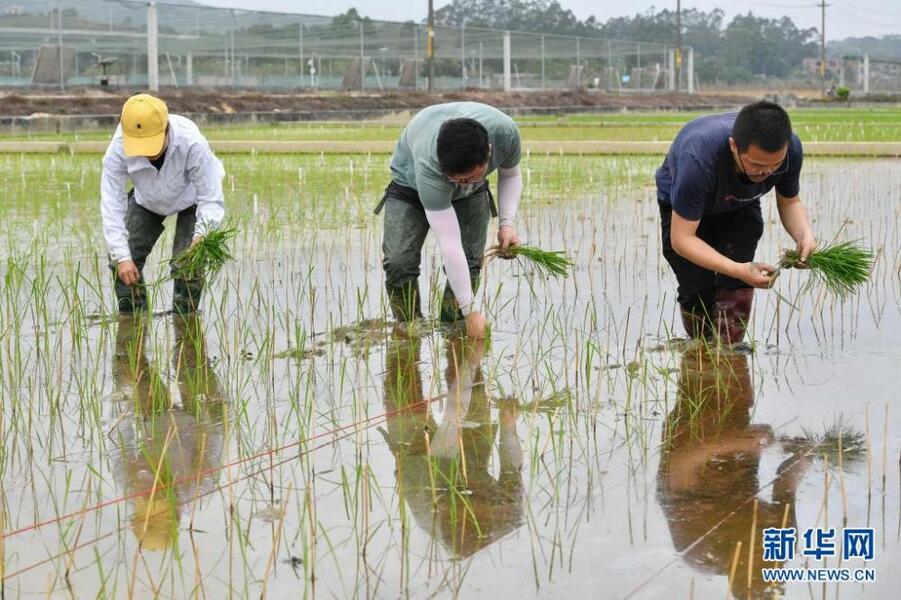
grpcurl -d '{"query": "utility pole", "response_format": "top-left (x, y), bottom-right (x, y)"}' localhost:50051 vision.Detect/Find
top-left (460, 21), bottom-right (465, 90)
top-left (359, 19), bottom-right (365, 91)
top-left (427, 0), bottom-right (434, 92)
top-left (675, 0), bottom-right (681, 91)
top-left (147, 2), bottom-right (159, 92)
top-left (820, 0), bottom-right (828, 96)
top-left (57, 1), bottom-right (64, 90)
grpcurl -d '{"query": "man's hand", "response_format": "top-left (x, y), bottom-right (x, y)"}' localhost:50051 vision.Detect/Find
top-left (794, 235), bottom-right (817, 268)
top-left (117, 259), bottom-right (140, 286)
top-left (735, 262), bottom-right (777, 289)
top-left (496, 225), bottom-right (521, 254)
top-left (465, 311), bottom-right (488, 339)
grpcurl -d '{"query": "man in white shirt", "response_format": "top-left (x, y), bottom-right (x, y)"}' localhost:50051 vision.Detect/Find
top-left (101, 94), bottom-right (225, 314)
top-left (377, 102), bottom-right (524, 339)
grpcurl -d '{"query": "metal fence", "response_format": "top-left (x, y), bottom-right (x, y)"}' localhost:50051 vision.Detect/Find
top-left (0, 0), bottom-right (696, 93)
top-left (837, 56), bottom-right (901, 95)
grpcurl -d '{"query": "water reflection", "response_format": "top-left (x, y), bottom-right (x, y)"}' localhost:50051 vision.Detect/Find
top-left (657, 346), bottom-right (810, 599)
top-left (110, 315), bottom-right (227, 551)
top-left (381, 331), bottom-right (524, 558)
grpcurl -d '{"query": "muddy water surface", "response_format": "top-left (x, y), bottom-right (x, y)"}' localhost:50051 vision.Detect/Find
top-left (0, 154), bottom-right (897, 599)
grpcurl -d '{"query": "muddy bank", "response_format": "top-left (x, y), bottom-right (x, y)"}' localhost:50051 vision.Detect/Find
top-left (0, 88), bottom-right (758, 117)
top-left (0, 88), bottom-right (756, 128)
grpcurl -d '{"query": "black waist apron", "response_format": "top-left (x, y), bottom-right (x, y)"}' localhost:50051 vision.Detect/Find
top-left (374, 180), bottom-right (498, 218)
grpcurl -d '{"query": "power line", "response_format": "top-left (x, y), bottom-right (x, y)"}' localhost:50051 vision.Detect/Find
top-left (841, 2), bottom-right (901, 18)
top-left (831, 5), bottom-right (901, 28)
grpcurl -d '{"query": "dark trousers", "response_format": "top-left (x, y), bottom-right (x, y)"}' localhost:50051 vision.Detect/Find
top-left (380, 185), bottom-right (491, 322)
top-left (659, 199), bottom-right (764, 316)
top-left (110, 192), bottom-right (202, 313)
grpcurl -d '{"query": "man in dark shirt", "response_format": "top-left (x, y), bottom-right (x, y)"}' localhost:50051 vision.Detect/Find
top-left (656, 101), bottom-right (816, 343)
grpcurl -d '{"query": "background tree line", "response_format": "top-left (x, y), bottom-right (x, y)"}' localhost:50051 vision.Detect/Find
top-left (431, 0), bottom-right (821, 83)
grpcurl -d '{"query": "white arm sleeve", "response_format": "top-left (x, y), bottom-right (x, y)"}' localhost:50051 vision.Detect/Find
top-left (430, 359), bottom-right (474, 459)
top-left (423, 206), bottom-right (475, 317)
top-left (497, 165), bottom-right (523, 229)
top-left (100, 148), bottom-right (131, 262)
top-left (186, 141), bottom-right (226, 236)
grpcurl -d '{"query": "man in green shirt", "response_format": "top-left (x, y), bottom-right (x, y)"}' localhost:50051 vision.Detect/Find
top-left (377, 102), bottom-right (524, 339)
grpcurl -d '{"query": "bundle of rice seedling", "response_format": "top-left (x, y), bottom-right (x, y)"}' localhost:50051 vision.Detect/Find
top-left (486, 245), bottom-right (574, 278)
top-left (804, 423), bottom-right (867, 462)
top-left (171, 224), bottom-right (237, 281)
top-left (777, 240), bottom-right (873, 296)
top-left (781, 420), bottom-right (867, 466)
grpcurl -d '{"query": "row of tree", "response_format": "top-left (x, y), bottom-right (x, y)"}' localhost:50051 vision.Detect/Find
top-left (432, 0), bottom-right (821, 83)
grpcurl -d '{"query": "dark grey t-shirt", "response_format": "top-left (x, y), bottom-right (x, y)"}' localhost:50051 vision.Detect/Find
top-left (656, 112), bottom-right (803, 220)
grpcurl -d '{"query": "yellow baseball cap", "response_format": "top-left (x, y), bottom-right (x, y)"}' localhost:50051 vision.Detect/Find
top-left (120, 94), bottom-right (169, 157)
top-left (131, 495), bottom-right (177, 551)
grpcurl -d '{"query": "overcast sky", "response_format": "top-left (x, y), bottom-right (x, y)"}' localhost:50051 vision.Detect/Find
top-left (199, 0), bottom-right (901, 40)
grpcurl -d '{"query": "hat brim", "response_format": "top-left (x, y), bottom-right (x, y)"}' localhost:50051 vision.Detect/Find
top-left (123, 130), bottom-right (166, 157)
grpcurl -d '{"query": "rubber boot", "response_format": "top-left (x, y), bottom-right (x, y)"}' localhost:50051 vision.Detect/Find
top-left (387, 280), bottom-right (422, 322)
top-left (680, 306), bottom-right (713, 340)
top-left (113, 269), bottom-right (149, 314)
top-left (172, 277), bottom-right (203, 315)
top-left (117, 286), bottom-right (148, 314)
top-left (713, 288), bottom-right (754, 345)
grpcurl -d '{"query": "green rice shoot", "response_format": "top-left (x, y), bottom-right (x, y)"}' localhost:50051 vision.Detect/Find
top-left (488, 245), bottom-right (574, 278)
top-left (778, 240), bottom-right (873, 296)
top-left (799, 421), bottom-right (867, 463)
top-left (171, 223), bottom-right (238, 281)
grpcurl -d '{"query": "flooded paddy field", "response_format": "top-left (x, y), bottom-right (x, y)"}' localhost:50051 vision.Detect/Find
top-left (0, 151), bottom-right (898, 598)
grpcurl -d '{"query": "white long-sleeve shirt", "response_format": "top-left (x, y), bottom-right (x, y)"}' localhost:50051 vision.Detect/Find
top-left (423, 165), bottom-right (523, 316)
top-left (101, 114), bottom-right (226, 262)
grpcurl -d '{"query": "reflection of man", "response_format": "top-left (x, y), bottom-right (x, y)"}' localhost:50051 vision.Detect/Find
top-left (657, 347), bottom-right (809, 599)
top-left (381, 332), bottom-right (523, 557)
top-left (111, 315), bottom-right (226, 551)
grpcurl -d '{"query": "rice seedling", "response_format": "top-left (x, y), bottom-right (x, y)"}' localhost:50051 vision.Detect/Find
top-left (777, 240), bottom-right (873, 296)
top-left (782, 420), bottom-right (868, 466)
top-left (486, 244), bottom-right (574, 278)
top-left (169, 223), bottom-right (239, 282)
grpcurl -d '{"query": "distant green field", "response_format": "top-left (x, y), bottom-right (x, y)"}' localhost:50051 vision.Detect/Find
top-left (4, 107), bottom-right (901, 143)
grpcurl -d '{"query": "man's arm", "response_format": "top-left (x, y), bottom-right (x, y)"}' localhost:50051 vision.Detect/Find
top-left (496, 165), bottom-right (522, 249)
top-left (776, 193), bottom-right (816, 263)
top-left (100, 147), bottom-right (142, 286)
top-left (774, 137), bottom-right (813, 262)
top-left (670, 212), bottom-right (775, 288)
top-left (416, 166), bottom-right (488, 337)
top-left (186, 140), bottom-right (226, 240)
top-left (423, 206), bottom-right (487, 338)
top-left (423, 207), bottom-right (475, 313)
top-left (100, 149), bottom-right (131, 262)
